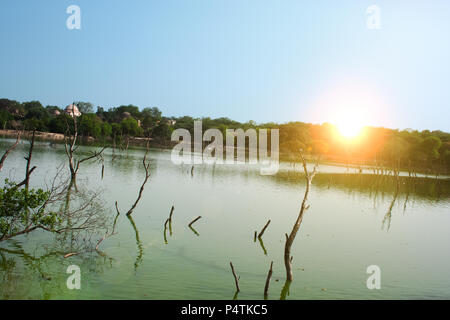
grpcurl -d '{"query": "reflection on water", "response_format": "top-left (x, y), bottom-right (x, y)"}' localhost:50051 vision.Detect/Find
top-left (127, 215), bottom-right (143, 271)
top-left (1, 139), bottom-right (450, 299)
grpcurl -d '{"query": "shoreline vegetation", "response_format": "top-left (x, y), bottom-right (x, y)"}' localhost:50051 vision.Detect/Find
top-left (1, 98), bottom-right (449, 176)
top-left (1, 129), bottom-right (449, 179)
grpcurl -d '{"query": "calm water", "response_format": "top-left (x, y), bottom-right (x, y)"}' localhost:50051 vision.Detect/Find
top-left (1, 138), bottom-right (450, 299)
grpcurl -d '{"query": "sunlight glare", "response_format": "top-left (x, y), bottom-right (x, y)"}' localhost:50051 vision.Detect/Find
top-left (336, 120), bottom-right (364, 139)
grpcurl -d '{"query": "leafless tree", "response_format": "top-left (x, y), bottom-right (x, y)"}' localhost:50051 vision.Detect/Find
top-left (117, 141), bottom-right (151, 217)
top-left (284, 152), bottom-right (319, 282)
top-left (23, 130), bottom-right (37, 190)
top-left (63, 112), bottom-right (106, 191)
top-left (1, 164), bottom-right (108, 242)
top-left (5, 131), bottom-right (38, 192)
top-left (0, 131), bottom-right (21, 171)
top-left (230, 261), bottom-right (240, 293)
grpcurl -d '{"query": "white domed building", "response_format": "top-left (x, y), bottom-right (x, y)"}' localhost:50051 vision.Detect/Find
top-left (65, 104), bottom-right (82, 117)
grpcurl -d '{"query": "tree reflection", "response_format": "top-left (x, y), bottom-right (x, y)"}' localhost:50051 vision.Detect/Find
top-left (127, 215), bottom-right (143, 271)
top-left (0, 238), bottom-right (114, 299)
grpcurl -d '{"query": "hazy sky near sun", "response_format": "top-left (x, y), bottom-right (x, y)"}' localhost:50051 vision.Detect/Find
top-left (1, 0), bottom-right (449, 131)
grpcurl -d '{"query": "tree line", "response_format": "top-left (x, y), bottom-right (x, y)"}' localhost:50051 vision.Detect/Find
top-left (1, 98), bottom-right (449, 173)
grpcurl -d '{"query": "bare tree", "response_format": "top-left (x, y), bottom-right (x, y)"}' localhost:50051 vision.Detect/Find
top-left (2, 131), bottom-right (37, 192)
top-left (284, 152), bottom-right (318, 282)
top-left (63, 111), bottom-right (106, 191)
top-left (1, 156), bottom-right (109, 243)
top-left (230, 261), bottom-right (240, 293)
top-left (0, 131), bottom-right (21, 171)
top-left (119, 141), bottom-right (151, 217)
top-left (23, 130), bottom-right (36, 190)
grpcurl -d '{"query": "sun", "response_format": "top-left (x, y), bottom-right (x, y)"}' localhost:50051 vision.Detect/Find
top-left (336, 120), bottom-right (364, 139)
top-left (307, 79), bottom-right (390, 142)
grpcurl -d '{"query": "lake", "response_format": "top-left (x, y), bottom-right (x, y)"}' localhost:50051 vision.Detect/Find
top-left (1, 138), bottom-right (450, 299)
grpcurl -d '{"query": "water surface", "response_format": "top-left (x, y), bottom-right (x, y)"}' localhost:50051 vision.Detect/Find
top-left (1, 139), bottom-right (449, 299)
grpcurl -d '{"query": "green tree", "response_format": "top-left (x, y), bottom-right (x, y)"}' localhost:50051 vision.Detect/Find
top-left (79, 114), bottom-right (102, 138)
top-left (0, 110), bottom-right (13, 130)
top-left (152, 122), bottom-right (172, 141)
top-left (23, 101), bottom-right (49, 120)
top-left (48, 114), bottom-right (72, 134)
top-left (121, 117), bottom-right (142, 137)
top-left (101, 122), bottom-right (112, 138)
top-left (74, 101), bottom-right (94, 114)
top-left (23, 118), bottom-right (47, 131)
top-left (420, 136), bottom-right (442, 161)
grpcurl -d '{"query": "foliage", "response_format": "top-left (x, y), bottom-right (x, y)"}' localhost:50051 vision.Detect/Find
top-left (0, 179), bottom-right (59, 239)
top-left (74, 101), bottom-right (94, 114)
top-left (121, 117), bottom-right (143, 137)
top-left (1, 97), bottom-right (449, 173)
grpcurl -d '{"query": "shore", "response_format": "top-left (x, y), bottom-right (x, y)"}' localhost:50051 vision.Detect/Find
top-left (1, 129), bottom-right (448, 176)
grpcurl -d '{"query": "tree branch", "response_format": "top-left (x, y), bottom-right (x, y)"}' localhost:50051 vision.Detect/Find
top-left (0, 131), bottom-right (21, 171)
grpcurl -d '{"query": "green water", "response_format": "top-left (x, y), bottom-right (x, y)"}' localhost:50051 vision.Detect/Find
top-left (1, 138), bottom-right (450, 299)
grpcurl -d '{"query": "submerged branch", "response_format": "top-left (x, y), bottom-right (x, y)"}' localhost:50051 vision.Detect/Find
top-left (229, 261), bottom-right (240, 293)
top-left (258, 220), bottom-right (271, 239)
top-left (188, 216), bottom-right (202, 228)
top-left (264, 261), bottom-right (273, 298)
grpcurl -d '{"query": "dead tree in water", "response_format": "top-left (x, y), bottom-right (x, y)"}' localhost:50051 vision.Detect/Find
top-left (63, 112), bottom-right (106, 190)
top-left (7, 131), bottom-right (37, 191)
top-left (188, 216), bottom-right (202, 228)
top-left (23, 130), bottom-right (37, 190)
top-left (258, 220), bottom-right (271, 239)
top-left (0, 131), bottom-right (21, 171)
top-left (264, 261), bottom-right (274, 298)
top-left (163, 205), bottom-right (175, 243)
top-left (230, 262), bottom-right (240, 292)
top-left (168, 205), bottom-right (174, 235)
top-left (188, 216), bottom-right (202, 236)
top-left (284, 152), bottom-right (318, 282)
top-left (95, 201), bottom-right (121, 252)
top-left (119, 141), bottom-right (151, 217)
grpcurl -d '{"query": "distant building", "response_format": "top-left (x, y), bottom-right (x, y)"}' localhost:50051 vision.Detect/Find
top-left (121, 111), bottom-right (131, 119)
top-left (52, 109), bottom-right (61, 116)
top-left (65, 104), bottom-right (81, 117)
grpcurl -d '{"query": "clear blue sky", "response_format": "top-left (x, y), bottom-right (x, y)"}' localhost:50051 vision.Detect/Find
top-left (1, 0), bottom-right (449, 131)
